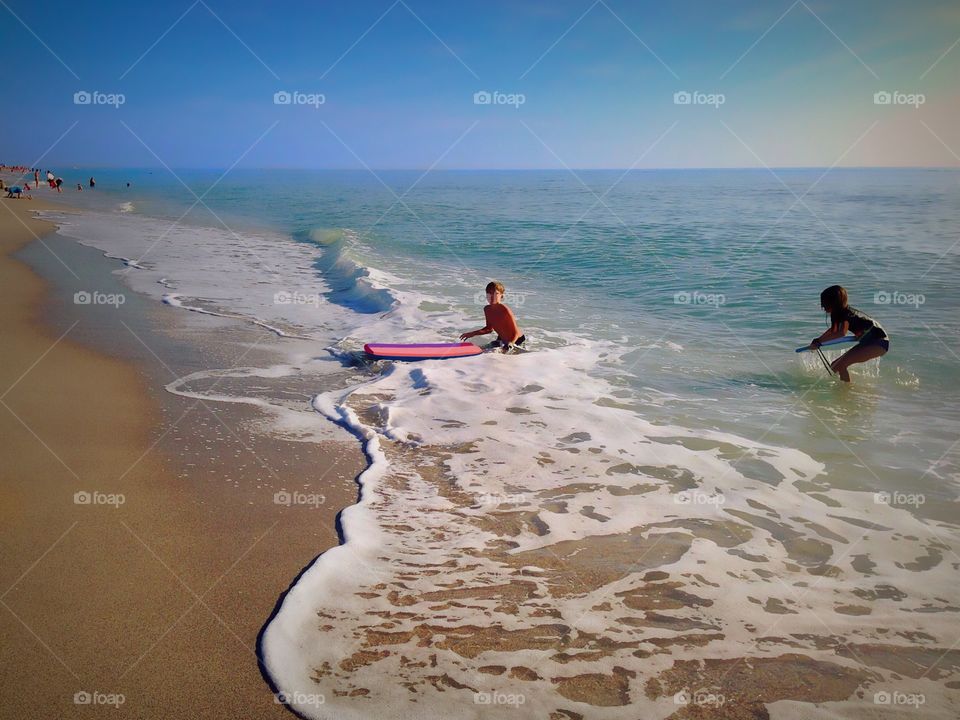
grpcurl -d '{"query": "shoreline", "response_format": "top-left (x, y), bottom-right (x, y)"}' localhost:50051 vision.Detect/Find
top-left (0, 196), bottom-right (367, 718)
top-left (4, 173), bottom-right (959, 719)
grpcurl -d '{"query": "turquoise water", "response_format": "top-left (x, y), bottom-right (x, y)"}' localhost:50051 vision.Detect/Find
top-left (35, 166), bottom-right (960, 716)
top-left (47, 167), bottom-right (960, 517)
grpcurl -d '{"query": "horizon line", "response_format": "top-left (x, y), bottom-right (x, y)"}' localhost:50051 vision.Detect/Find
top-left (21, 164), bottom-right (960, 172)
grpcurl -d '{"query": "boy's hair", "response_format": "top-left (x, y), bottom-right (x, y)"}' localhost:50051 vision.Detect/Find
top-left (485, 281), bottom-right (505, 295)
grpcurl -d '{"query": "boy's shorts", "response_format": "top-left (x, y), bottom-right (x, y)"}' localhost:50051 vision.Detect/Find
top-left (488, 334), bottom-right (526, 351)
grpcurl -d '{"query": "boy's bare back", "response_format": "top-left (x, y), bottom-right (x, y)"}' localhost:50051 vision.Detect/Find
top-left (484, 303), bottom-right (520, 344)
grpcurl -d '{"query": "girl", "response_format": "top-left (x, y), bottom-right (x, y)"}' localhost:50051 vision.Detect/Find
top-left (810, 285), bottom-right (888, 382)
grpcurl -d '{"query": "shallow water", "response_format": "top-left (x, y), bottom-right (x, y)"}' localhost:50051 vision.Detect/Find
top-left (35, 167), bottom-right (960, 717)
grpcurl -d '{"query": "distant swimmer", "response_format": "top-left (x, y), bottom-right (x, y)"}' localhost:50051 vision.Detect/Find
top-left (809, 285), bottom-right (888, 382)
top-left (460, 280), bottom-right (525, 354)
top-left (89, 176), bottom-right (96, 188)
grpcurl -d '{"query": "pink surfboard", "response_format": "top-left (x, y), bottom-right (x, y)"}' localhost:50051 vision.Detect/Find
top-left (363, 342), bottom-right (483, 361)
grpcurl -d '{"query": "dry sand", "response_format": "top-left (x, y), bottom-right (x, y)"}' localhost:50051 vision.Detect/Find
top-left (0, 197), bottom-right (365, 718)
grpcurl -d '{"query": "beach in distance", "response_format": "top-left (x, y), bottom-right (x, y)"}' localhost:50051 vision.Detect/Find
top-left (2, 0), bottom-right (960, 718)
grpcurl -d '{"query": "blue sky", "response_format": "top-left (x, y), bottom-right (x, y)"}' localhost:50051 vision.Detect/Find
top-left (1, 0), bottom-right (958, 168)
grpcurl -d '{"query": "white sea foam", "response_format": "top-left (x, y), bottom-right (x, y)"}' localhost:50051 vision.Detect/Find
top-left (261, 336), bottom-right (959, 718)
top-left (41, 210), bottom-right (370, 343)
top-left (40, 206), bottom-right (960, 718)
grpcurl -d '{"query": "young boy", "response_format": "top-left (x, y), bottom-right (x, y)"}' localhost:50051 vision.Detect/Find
top-left (460, 281), bottom-right (525, 353)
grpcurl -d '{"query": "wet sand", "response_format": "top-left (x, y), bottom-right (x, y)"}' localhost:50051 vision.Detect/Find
top-left (6, 191), bottom-right (959, 720)
top-left (260, 375), bottom-right (960, 719)
top-left (0, 196), bottom-right (365, 718)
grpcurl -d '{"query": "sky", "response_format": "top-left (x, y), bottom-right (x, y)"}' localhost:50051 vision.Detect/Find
top-left (1, 0), bottom-right (958, 169)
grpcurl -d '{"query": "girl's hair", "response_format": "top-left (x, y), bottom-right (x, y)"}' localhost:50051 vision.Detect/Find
top-left (820, 285), bottom-right (848, 324)
top-left (486, 281), bottom-right (505, 295)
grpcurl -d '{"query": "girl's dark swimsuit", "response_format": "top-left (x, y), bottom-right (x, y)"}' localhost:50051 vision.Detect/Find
top-left (857, 328), bottom-right (889, 352)
top-left (837, 306), bottom-right (889, 351)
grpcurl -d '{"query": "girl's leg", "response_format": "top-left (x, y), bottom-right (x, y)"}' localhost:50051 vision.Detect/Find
top-left (830, 344), bottom-right (887, 382)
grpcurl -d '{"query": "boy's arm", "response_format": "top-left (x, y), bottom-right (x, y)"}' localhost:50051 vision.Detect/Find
top-left (460, 308), bottom-right (493, 340)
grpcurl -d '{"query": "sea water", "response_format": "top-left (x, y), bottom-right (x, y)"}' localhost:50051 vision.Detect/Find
top-left (38, 168), bottom-right (960, 717)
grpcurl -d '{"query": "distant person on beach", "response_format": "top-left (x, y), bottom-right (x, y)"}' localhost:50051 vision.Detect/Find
top-left (460, 281), bottom-right (525, 353)
top-left (46, 171), bottom-right (54, 187)
top-left (5, 186), bottom-right (23, 198)
top-left (55, 177), bottom-right (63, 193)
top-left (809, 285), bottom-right (888, 383)
top-left (34, 169), bottom-right (39, 186)
top-left (89, 177), bottom-right (96, 188)
top-left (77, 183), bottom-right (83, 191)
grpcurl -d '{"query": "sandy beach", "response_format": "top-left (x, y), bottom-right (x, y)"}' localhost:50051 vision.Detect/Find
top-left (0, 196), bottom-right (365, 718)
top-left (5, 0), bottom-right (960, 715)
top-left (2, 162), bottom-right (959, 719)
top-left (2, 173), bottom-right (958, 719)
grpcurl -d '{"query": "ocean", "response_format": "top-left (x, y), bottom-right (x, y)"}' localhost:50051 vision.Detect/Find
top-left (37, 167), bottom-right (960, 717)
